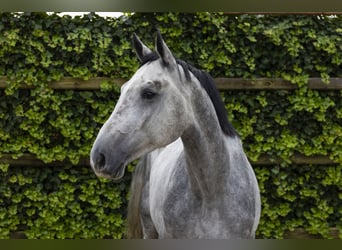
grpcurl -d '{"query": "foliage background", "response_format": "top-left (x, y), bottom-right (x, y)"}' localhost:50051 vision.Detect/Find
top-left (0, 12), bottom-right (341, 238)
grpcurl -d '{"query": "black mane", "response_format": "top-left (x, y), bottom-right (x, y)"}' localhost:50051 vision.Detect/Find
top-left (140, 52), bottom-right (237, 137)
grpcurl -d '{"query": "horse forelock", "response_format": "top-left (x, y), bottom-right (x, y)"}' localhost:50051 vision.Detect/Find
top-left (139, 52), bottom-right (160, 67)
top-left (138, 52), bottom-right (237, 137)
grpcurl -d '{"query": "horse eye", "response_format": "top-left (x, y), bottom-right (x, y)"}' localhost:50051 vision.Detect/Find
top-left (141, 89), bottom-right (157, 100)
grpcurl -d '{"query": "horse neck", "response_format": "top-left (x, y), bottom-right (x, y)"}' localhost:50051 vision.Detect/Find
top-left (181, 81), bottom-right (232, 202)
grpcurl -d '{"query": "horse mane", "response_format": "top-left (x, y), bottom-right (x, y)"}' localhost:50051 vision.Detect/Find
top-left (140, 52), bottom-right (237, 137)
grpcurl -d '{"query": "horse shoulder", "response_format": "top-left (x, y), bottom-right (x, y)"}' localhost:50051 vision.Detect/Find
top-left (225, 136), bottom-right (261, 237)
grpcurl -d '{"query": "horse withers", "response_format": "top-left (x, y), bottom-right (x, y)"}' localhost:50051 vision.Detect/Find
top-left (90, 31), bottom-right (261, 239)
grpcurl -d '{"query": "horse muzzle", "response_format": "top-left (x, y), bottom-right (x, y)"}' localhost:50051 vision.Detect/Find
top-left (90, 139), bottom-right (128, 181)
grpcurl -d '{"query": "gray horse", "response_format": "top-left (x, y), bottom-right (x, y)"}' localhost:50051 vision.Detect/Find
top-left (90, 31), bottom-right (261, 239)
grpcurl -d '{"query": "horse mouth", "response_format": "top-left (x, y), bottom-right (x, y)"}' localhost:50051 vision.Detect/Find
top-left (93, 163), bottom-right (126, 182)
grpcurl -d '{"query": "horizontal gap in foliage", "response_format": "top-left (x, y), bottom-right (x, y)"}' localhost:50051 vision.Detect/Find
top-left (283, 227), bottom-right (340, 239)
top-left (0, 153), bottom-right (336, 167)
top-left (0, 77), bottom-right (342, 90)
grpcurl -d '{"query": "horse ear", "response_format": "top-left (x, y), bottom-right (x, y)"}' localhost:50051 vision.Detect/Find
top-left (155, 30), bottom-right (177, 68)
top-left (133, 33), bottom-right (153, 63)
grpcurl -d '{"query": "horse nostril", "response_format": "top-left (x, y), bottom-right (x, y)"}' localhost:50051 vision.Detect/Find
top-left (96, 153), bottom-right (106, 170)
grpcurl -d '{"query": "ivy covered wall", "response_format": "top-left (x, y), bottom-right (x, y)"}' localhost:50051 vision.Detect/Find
top-left (0, 12), bottom-right (341, 238)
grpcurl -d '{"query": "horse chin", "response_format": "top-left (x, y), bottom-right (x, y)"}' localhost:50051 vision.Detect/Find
top-left (110, 166), bottom-right (126, 182)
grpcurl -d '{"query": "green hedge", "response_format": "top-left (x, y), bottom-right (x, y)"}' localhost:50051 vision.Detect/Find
top-left (0, 12), bottom-right (341, 239)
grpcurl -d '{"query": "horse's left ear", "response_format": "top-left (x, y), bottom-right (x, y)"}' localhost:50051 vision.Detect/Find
top-left (155, 30), bottom-right (177, 68)
top-left (133, 33), bottom-right (153, 63)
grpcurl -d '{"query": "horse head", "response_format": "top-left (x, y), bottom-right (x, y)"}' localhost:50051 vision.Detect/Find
top-left (90, 31), bottom-right (191, 180)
